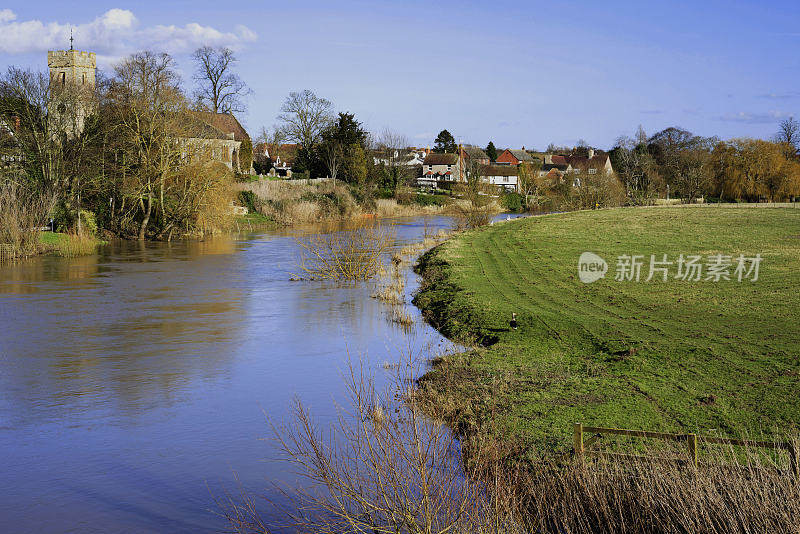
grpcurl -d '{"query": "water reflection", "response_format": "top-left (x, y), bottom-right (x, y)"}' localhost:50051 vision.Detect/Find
top-left (0, 214), bottom-right (521, 533)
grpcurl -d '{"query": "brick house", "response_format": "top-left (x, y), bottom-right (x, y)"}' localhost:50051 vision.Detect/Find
top-left (496, 148), bottom-right (536, 166)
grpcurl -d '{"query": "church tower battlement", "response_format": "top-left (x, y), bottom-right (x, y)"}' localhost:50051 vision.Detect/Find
top-left (47, 48), bottom-right (97, 136)
top-left (48, 50), bottom-right (96, 90)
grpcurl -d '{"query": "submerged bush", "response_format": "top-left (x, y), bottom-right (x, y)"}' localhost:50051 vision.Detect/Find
top-left (295, 222), bottom-right (394, 281)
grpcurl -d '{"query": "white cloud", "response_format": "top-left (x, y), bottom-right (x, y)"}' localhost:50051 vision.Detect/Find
top-left (0, 9), bottom-right (17, 24)
top-left (0, 9), bottom-right (257, 60)
top-left (717, 111), bottom-right (792, 124)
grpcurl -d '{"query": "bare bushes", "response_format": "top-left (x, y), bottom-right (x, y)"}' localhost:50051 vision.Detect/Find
top-left (451, 163), bottom-right (502, 229)
top-left (451, 198), bottom-right (499, 230)
top-left (295, 222), bottom-right (394, 281)
top-left (558, 171), bottom-right (626, 210)
top-left (223, 352), bottom-right (800, 533)
top-left (0, 180), bottom-right (56, 259)
top-left (220, 356), bottom-right (530, 534)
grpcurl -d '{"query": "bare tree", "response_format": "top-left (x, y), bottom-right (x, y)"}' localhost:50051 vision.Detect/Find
top-left (277, 90), bottom-right (334, 148)
top-left (775, 117), bottom-right (799, 156)
top-left (377, 128), bottom-right (413, 191)
top-left (516, 160), bottom-right (544, 208)
top-left (322, 138), bottom-right (343, 187)
top-left (614, 134), bottom-right (659, 203)
top-left (192, 46), bottom-right (250, 114)
top-left (108, 51), bottom-right (186, 240)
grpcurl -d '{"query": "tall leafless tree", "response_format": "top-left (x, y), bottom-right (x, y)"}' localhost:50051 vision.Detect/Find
top-left (322, 138), bottom-right (343, 187)
top-left (775, 117), bottom-right (799, 155)
top-left (277, 90), bottom-right (334, 148)
top-left (109, 51), bottom-right (186, 239)
top-left (192, 46), bottom-right (250, 114)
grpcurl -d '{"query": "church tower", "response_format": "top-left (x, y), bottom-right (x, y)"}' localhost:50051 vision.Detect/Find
top-left (47, 42), bottom-right (96, 135)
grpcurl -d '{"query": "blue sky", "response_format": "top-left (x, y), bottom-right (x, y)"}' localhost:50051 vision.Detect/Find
top-left (2, 1), bottom-right (799, 149)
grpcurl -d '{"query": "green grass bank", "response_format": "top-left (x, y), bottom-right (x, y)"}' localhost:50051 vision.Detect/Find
top-left (413, 206), bottom-right (800, 454)
top-left (39, 232), bottom-right (105, 257)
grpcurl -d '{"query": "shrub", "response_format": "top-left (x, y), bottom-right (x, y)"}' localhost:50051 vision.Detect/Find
top-left (501, 192), bottom-right (524, 212)
top-left (415, 193), bottom-right (450, 207)
top-left (238, 137), bottom-right (253, 173)
top-left (78, 210), bottom-right (98, 236)
top-left (237, 190), bottom-right (262, 214)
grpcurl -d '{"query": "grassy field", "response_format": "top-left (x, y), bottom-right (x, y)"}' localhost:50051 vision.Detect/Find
top-left (413, 206), bottom-right (800, 454)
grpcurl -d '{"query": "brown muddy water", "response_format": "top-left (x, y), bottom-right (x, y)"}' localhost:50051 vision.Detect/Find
top-left (0, 214), bottom-right (524, 533)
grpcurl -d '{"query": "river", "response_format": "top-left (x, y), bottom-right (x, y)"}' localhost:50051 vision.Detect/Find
top-left (0, 214), bottom-right (525, 533)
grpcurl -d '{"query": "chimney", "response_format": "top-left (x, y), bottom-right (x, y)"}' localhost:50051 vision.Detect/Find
top-left (521, 145), bottom-right (525, 151)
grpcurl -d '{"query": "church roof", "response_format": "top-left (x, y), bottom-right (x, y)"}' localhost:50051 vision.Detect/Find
top-left (193, 112), bottom-right (250, 142)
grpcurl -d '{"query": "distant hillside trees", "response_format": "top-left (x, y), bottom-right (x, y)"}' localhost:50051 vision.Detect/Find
top-left (610, 124), bottom-right (800, 203)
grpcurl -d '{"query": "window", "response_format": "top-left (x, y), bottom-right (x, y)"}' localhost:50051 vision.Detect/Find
top-left (82, 73), bottom-right (86, 85)
top-left (588, 168), bottom-right (597, 174)
top-left (60, 72), bottom-right (66, 86)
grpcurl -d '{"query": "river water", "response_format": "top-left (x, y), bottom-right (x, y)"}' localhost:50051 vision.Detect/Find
top-left (0, 215), bottom-right (519, 533)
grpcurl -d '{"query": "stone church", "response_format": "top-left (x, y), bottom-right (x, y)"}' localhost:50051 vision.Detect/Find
top-left (47, 46), bottom-right (251, 172)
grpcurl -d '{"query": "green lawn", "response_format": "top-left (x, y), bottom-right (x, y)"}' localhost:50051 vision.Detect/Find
top-left (413, 206), bottom-right (800, 453)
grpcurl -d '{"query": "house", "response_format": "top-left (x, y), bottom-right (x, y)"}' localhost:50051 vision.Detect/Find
top-left (0, 116), bottom-right (23, 169)
top-left (254, 143), bottom-right (300, 174)
top-left (372, 148), bottom-right (425, 167)
top-left (460, 146), bottom-right (490, 166)
top-left (565, 149), bottom-right (614, 175)
top-left (418, 152), bottom-right (463, 189)
top-left (539, 154), bottom-right (571, 176)
top-left (496, 148), bottom-right (536, 166)
top-left (481, 165), bottom-right (518, 192)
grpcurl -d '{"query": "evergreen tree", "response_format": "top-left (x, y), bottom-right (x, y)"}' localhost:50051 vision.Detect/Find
top-left (485, 141), bottom-right (498, 162)
top-left (433, 130), bottom-right (457, 153)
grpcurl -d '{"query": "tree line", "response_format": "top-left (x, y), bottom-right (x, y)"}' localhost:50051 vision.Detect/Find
top-left (610, 122), bottom-right (800, 204)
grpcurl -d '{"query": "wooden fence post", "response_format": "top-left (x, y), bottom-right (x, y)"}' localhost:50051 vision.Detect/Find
top-left (574, 423), bottom-right (584, 462)
top-left (687, 433), bottom-right (698, 469)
